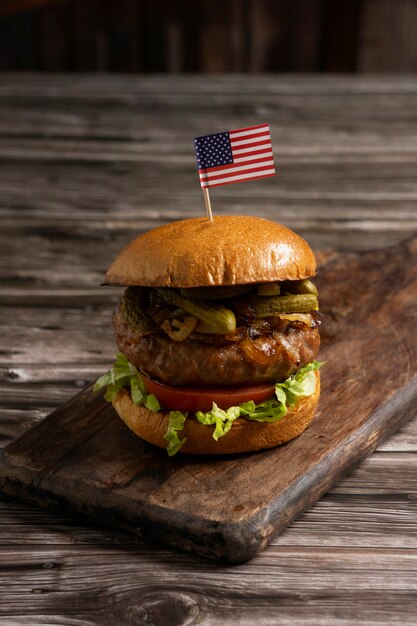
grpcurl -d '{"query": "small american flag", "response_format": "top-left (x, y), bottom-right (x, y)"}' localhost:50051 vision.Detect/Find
top-left (194, 123), bottom-right (275, 188)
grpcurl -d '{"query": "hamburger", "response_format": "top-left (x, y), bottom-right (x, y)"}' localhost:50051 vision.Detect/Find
top-left (95, 215), bottom-right (322, 455)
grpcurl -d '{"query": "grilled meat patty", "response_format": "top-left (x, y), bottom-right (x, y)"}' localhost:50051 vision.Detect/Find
top-left (113, 304), bottom-right (320, 387)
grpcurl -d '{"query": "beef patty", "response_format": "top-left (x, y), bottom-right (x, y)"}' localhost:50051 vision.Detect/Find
top-left (113, 305), bottom-right (320, 387)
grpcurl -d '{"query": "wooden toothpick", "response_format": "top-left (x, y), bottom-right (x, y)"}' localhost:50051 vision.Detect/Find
top-left (203, 187), bottom-right (213, 221)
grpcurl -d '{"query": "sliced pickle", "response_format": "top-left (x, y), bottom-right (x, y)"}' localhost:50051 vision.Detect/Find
top-left (181, 284), bottom-right (254, 300)
top-left (120, 287), bottom-right (158, 334)
top-left (280, 278), bottom-right (318, 296)
top-left (251, 294), bottom-right (318, 317)
top-left (257, 282), bottom-right (281, 296)
top-left (156, 288), bottom-right (236, 334)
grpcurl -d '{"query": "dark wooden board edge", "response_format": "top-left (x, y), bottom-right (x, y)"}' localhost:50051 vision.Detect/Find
top-left (0, 376), bottom-right (416, 563)
top-left (126, 378), bottom-right (417, 563)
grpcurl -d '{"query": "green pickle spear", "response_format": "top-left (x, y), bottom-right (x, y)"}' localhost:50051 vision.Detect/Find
top-left (156, 288), bottom-right (236, 334)
top-left (120, 287), bottom-right (158, 334)
top-left (251, 293), bottom-right (319, 317)
top-left (280, 278), bottom-right (318, 296)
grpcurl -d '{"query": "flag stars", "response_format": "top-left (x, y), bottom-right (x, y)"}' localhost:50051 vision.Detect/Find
top-left (194, 124), bottom-right (274, 188)
top-left (194, 131), bottom-right (233, 170)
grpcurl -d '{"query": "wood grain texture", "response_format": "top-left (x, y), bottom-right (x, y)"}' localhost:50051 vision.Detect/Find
top-left (0, 74), bottom-right (416, 623)
top-left (0, 76), bottom-right (416, 294)
top-left (1, 238), bottom-right (416, 563)
top-left (0, 544), bottom-right (416, 626)
top-left (359, 0), bottom-right (417, 72)
top-left (1, 453), bottom-right (416, 549)
top-left (2, 0), bottom-right (417, 74)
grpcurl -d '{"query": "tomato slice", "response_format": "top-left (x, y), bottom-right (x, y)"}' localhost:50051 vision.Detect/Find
top-left (142, 376), bottom-right (275, 412)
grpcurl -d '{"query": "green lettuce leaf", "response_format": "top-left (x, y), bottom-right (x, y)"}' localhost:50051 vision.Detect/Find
top-left (95, 354), bottom-right (323, 456)
top-left (194, 360), bottom-right (323, 431)
top-left (195, 404), bottom-right (241, 441)
top-left (164, 411), bottom-right (188, 456)
top-left (274, 360), bottom-right (321, 409)
top-left (144, 393), bottom-right (161, 412)
top-left (94, 353), bottom-right (161, 411)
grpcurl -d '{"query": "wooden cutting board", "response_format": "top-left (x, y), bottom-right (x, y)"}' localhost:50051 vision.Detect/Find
top-left (1, 239), bottom-right (416, 563)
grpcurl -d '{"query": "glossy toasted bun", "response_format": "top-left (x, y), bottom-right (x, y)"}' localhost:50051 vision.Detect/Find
top-left (112, 372), bottom-right (320, 455)
top-left (105, 215), bottom-right (316, 288)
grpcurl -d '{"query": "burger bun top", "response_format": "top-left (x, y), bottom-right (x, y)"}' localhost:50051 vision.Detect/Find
top-left (105, 215), bottom-right (316, 288)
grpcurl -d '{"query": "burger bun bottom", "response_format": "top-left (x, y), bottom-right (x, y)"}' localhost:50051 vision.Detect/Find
top-left (112, 371), bottom-right (320, 455)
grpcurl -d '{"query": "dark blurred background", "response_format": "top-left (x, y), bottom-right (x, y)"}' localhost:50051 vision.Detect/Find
top-left (0, 0), bottom-right (416, 73)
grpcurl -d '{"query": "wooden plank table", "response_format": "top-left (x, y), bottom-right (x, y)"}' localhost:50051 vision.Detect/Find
top-left (0, 74), bottom-right (416, 625)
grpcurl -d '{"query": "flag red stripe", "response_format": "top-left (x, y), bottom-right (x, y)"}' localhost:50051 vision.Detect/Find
top-left (234, 150), bottom-right (274, 165)
top-left (199, 155), bottom-right (274, 176)
top-left (230, 130), bottom-right (270, 144)
top-left (234, 147), bottom-right (272, 158)
top-left (201, 172), bottom-right (275, 188)
top-left (235, 146), bottom-right (273, 159)
top-left (229, 123), bottom-right (269, 135)
top-left (231, 138), bottom-right (271, 151)
top-left (200, 163), bottom-right (275, 183)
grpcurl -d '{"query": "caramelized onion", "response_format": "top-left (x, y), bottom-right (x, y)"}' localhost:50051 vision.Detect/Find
top-left (240, 337), bottom-right (275, 365)
top-left (160, 316), bottom-right (197, 342)
top-left (276, 334), bottom-right (300, 365)
top-left (278, 313), bottom-right (312, 325)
